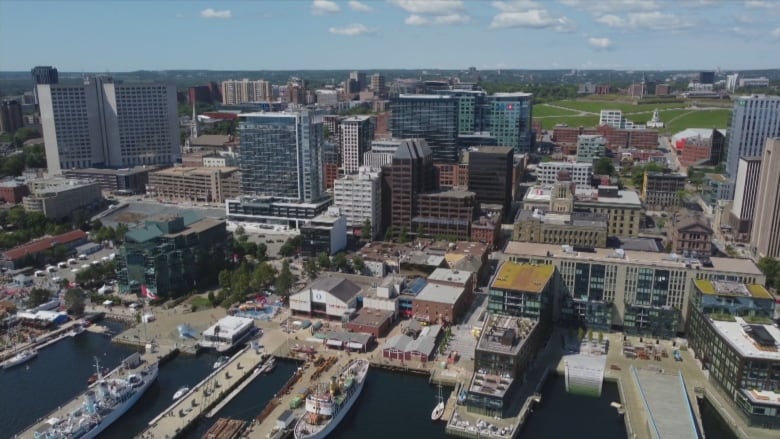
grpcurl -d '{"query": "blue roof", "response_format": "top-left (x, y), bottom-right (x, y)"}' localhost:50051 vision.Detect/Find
top-left (405, 277), bottom-right (428, 296)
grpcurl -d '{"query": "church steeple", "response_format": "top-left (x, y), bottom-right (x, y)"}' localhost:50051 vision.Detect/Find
top-left (190, 102), bottom-right (199, 140)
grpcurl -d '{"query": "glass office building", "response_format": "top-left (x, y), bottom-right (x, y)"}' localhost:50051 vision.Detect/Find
top-left (390, 94), bottom-right (459, 163)
top-left (490, 93), bottom-right (533, 154)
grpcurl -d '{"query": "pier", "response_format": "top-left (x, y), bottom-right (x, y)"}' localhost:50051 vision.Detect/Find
top-left (139, 346), bottom-right (264, 439)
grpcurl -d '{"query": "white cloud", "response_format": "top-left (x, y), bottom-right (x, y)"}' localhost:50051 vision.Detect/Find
top-left (588, 37), bottom-right (612, 49)
top-left (560, 0), bottom-right (660, 14)
top-left (492, 0), bottom-right (542, 11)
top-left (311, 0), bottom-right (340, 15)
top-left (349, 1), bottom-right (373, 12)
top-left (405, 13), bottom-right (470, 26)
top-left (772, 27), bottom-right (780, 38)
top-left (329, 23), bottom-right (379, 36)
top-left (405, 14), bottom-right (429, 25)
top-left (746, 0), bottom-right (780, 10)
top-left (597, 11), bottom-right (695, 30)
top-left (200, 8), bottom-right (232, 19)
top-left (489, 9), bottom-right (575, 32)
top-left (389, 0), bottom-right (464, 15)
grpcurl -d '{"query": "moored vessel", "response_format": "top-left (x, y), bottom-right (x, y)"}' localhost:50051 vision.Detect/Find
top-left (2, 348), bottom-right (37, 369)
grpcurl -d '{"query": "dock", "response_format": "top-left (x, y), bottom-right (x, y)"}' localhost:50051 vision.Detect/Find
top-left (203, 418), bottom-right (248, 439)
top-left (139, 346), bottom-right (264, 439)
top-left (205, 357), bottom-right (275, 418)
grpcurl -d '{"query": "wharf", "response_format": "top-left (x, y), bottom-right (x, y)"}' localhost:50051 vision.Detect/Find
top-left (139, 346), bottom-right (264, 439)
top-left (205, 358), bottom-right (273, 418)
top-left (203, 417), bottom-right (247, 439)
top-left (0, 320), bottom-right (82, 363)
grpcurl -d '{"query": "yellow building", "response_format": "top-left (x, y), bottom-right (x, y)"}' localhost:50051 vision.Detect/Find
top-left (147, 166), bottom-right (240, 204)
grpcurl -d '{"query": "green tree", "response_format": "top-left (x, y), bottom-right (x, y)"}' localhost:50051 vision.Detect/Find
top-left (361, 219), bottom-right (372, 240)
top-left (115, 223), bottom-right (129, 242)
top-left (64, 288), bottom-right (86, 315)
top-left (398, 226), bottom-right (408, 244)
top-left (594, 157), bottom-right (615, 176)
top-left (332, 252), bottom-right (348, 272)
top-left (235, 226), bottom-right (245, 236)
top-left (251, 261), bottom-right (276, 290)
top-left (218, 269), bottom-right (232, 291)
top-left (317, 252), bottom-right (331, 271)
top-left (415, 223), bottom-right (425, 239)
top-left (351, 256), bottom-right (365, 274)
top-left (757, 257), bottom-right (780, 290)
top-left (255, 242), bottom-right (268, 261)
top-left (275, 260), bottom-right (294, 296)
top-left (384, 226), bottom-right (394, 242)
top-left (304, 258), bottom-right (319, 280)
top-left (207, 290), bottom-right (217, 306)
top-left (28, 288), bottom-right (51, 307)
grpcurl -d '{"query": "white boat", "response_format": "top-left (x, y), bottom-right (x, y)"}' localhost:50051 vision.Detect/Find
top-left (213, 355), bottom-right (229, 370)
top-left (258, 357), bottom-right (276, 374)
top-left (69, 325), bottom-right (86, 337)
top-left (27, 355), bottom-right (158, 439)
top-left (1, 349), bottom-right (37, 369)
top-left (173, 386), bottom-right (190, 400)
top-left (431, 384), bottom-right (445, 421)
top-left (294, 359), bottom-right (369, 439)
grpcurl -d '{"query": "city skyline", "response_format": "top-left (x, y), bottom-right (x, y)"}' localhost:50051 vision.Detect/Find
top-left (1, 1), bottom-right (780, 72)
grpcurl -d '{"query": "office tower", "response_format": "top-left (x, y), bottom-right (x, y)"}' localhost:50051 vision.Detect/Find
top-left (390, 95), bottom-right (459, 162)
top-left (725, 95), bottom-right (780, 181)
top-left (465, 146), bottom-right (513, 215)
top-left (38, 76), bottom-right (179, 174)
top-left (0, 100), bottom-right (24, 133)
top-left (699, 71), bottom-right (715, 85)
top-left (239, 109), bottom-right (324, 203)
top-left (435, 89), bottom-right (489, 134)
top-left (489, 93), bottom-right (533, 154)
top-left (726, 74), bottom-right (739, 93)
top-left (220, 79), bottom-right (272, 105)
top-left (333, 167), bottom-right (382, 238)
top-left (751, 138), bottom-right (780, 259)
top-left (30, 66), bottom-right (58, 105)
top-left (386, 139), bottom-right (438, 231)
top-left (370, 74), bottom-right (386, 96)
top-left (349, 71), bottom-right (366, 92)
top-left (339, 115), bottom-right (372, 174)
top-left (729, 157), bottom-right (762, 240)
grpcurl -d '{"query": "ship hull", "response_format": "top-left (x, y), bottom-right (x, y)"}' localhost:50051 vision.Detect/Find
top-left (1, 351), bottom-right (37, 369)
top-left (294, 377), bottom-right (365, 439)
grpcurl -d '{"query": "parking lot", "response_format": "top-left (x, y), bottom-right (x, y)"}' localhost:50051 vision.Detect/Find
top-left (35, 246), bottom-right (117, 288)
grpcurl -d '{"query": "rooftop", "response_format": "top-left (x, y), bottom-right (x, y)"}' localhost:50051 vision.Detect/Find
top-left (348, 308), bottom-right (394, 328)
top-left (308, 277), bottom-right (362, 303)
top-left (694, 280), bottom-right (772, 300)
top-left (191, 134), bottom-right (231, 147)
top-left (476, 314), bottom-right (538, 356)
top-left (632, 368), bottom-right (700, 439)
top-left (202, 316), bottom-right (253, 338)
top-left (523, 184), bottom-right (643, 207)
top-left (503, 242), bottom-right (764, 276)
top-left (491, 262), bottom-right (554, 293)
top-left (415, 283), bottom-right (464, 305)
top-left (427, 268), bottom-right (472, 286)
top-left (2, 230), bottom-right (87, 261)
top-left (710, 317), bottom-right (780, 361)
top-left (153, 166), bottom-right (238, 176)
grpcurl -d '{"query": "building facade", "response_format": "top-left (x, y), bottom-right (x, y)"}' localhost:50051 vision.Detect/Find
top-left (333, 167), bottom-right (382, 238)
top-left (750, 138), bottom-right (780, 260)
top-left (300, 209), bottom-right (347, 257)
top-left (339, 115), bottom-right (372, 174)
top-left (31, 66), bottom-right (58, 105)
top-left (147, 166), bottom-right (240, 204)
top-left (0, 100), bottom-right (24, 133)
top-left (413, 190), bottom-right (475, 240)
top-left (725, 95), bottom-right (780, 182)
top-left (390, 95), bottom-right (459, 163)
top-left (465, 146), bottom-right (513, 214)
top-left (489, 93), bottom-right (533, 154)
top-left (22, 178), bottom-right (102, 220)
top-left (536, 162), bottom-right (593, 186)
top-left (729, 156), bottom-right (762, 240)
top-left (38, 77), bottom-right (179, 174)
top-left (671, 214), bottom-right (713, 256)
top-left (641, 172), bottom-right (686, 210)
top-left (386, 138), bottom-right (438, 233)
top-left (576, 135), bottom-right (606, 163)
top-left (221, 79), bottom-right (272, 105)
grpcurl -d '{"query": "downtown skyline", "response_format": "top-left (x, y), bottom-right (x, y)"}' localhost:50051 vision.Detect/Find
top-left (0, 0), bottom-right (779, 72)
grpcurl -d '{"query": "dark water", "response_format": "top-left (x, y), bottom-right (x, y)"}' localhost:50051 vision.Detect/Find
top-left (521, 374), bottom-right (627, 439)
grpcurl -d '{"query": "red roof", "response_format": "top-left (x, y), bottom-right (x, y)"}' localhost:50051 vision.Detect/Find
top-left (202, 112), bottom-right (238, 120)
top-left (3, 230), bottom-right (88, 261)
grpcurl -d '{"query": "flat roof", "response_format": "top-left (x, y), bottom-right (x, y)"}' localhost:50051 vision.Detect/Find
top-left (202, 316), bottom-right (253, 338)
top-left (347, 308), bottom-right (394, 328)
top-left (491, 262), bottom-right (554, 293)
top-left (427, 268), bottom-right (472, 285)
top-left (503, 242), bottom-right (764, 276)
top-left (694, 279), bottom-right (772, 299)
top-left (476, 314), bottom-right (537, 356)
top-left (710, 317), bottom-right (780, 361)
top-left (415, 283), bottom-right (464, 305)
top-left (153, 166), bottom-right (238, 176)
top-left (632, 368), bottom-right (700, 439)
top-left (523, 185), bottom-right (643, 207)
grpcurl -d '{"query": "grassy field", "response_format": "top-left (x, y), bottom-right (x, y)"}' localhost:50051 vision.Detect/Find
top-left (551, 99), bottom-right (686, 114)
top-left (665, 109), bottom-right (731, 132)
top-left (539, 115), bottom-right (600, 130)
top-left (533, 104), bottom-right (581, 117)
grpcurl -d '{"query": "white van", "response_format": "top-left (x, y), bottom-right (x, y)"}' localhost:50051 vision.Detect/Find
top-left (34, 270), bottom-right (46, 277)
top-left (58, 262), bottom-right (68, 269)
top-left (91, 261), bottom-right (100, 266)
top-left (46, 265), bottom-right (57, 273)
top-left (78, 254), bottom-right (88, 260)
top-left (68, 258), bottom-right (77, 265)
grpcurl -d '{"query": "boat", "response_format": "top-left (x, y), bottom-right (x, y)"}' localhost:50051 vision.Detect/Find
top-left (1, 349), bottom-right (37, 369)
top-left (431, 384), bottom-right (445, 421)
top-left (258, 357), bottom-right (276, 374)
top-left (87, 367), bottom-right (110, 385)
top-left (32, 356), bottom-right (158, 439)
top-left (457, 390), bottom-right (467, 405)
top-left (213, 355), bottom-right (230, 370)
top-left (200, 316), bottom-right (256, 353)
top-left (294, 359), bottom-right (369, 439)
top-left (173, 386), bottom-right (190, 400)
top-left (69, 324), bottom-right (86, 337)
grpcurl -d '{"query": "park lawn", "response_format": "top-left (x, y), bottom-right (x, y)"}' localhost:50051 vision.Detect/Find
top-left (665, 109), bottom-right (731, 133)
top-left (550, 99), bottom-right (686, 114)
top-left (189, 295), bottom-right (213, 309)
top-left (533, 104), bottom-right (581, 117)
top-left (539, 115), bottom-right (600, 130)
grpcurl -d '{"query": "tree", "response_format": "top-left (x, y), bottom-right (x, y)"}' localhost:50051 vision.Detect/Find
top-left (398, 226), bottom-right (408, 244)
top-left (352, 256), bottom-right (365, 275)
top-left (317, 252), bottom-right (331, 271)
top-left (207, 290), bottom-right (217, 306)
top-left (235, 226), bottom-right (245, 236)
top-left (384, 226), bottom-right (394, 242)
top-left (115, 223), bottom-right (129, 242)
top-left (255, 242), bottom-right (268, 261)
top-left (218, 269), bottom-right (232, 291)
top-left (757, 257), bottom-right (780, 290)
top-left (415, 223), bottom-right (425, 239)
top-left (332, 252), bottom-right (348, 272)
top-left (64, 288), bottom-right (86, 315)
top-left (28, 288), bottom-right (51, 307)
top-left (577, 327), bottom-right (585, 341)
top-left (598, 331), bottom-right (604, 344)
top-left (594, 157), bottom-right (615, 176)
top-left (304, 258), bottom-right (319, 280)
top-left (251, 262), bottom-right (276, 290)
top-left (361, 219), bottom-right (372, 241)
top-left (275, 260), bottom-right (294, 296)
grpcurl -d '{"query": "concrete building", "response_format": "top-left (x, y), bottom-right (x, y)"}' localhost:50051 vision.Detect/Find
top-left (315, 89), bottom-right (339, 107)
top-left (289, 276), bottom-right (362, 320)
top-left (221, 79), bottom-right (272, 105)
top-left (23, 178), bottom-right (102, 220)
top-left (536, 162), bottom-right (593, 186)
top-left (513, 210), bottom-right (608, 248)
top-left (340, 115), bottom-right (372, 174)
top-left (370, 73), bottom-right (386, 97)
top-left (729, 156), bottom-right (762, 240)
top-left (30, 66), bottom-right (58, 106)
top-left (599, 110), bottom-right (634, 129)
top-left (576, 135), bottom-right (606, 163)
top-left (117, 216), bottom-right (228, 298)
top-left (413, 190), bottom-right (476, 241)
top-left (464, 146), bottom-right (513, 214)
top-left (333, 167), bottom-right (382, 239)
top-left (725, 95), bottom-right (780, 183)
top-left (673, 128), bottom-right (726, 166)
top-left (641, 172), bottom-right (686, 210)
top-left (226, 196), bottom-right (331, 230)
top-left (434, 163), bottom-right (469, 190)
top-left (147, 166), bottom-right (240, 204)
top-left (671, 213), bottom-right (713, 256)
top-left (364, 138), bottom-right (402, 169)
top-left (503, 242), bottom-right (766, 336)
top-left (750, 138), bottom-right (780, 259)
top-left (386, 138), bottom-right (438, 233)
top-left (299, 207), bottom-right (347, 257)
top-left (62, 166), bottom-right (156, 195)
top-left (488, 262), bottom-right (556, 321)
top-left (686, 280), bottom-right (780, 429)
top-left (38, 76), bottom-right (179, 174)
top-left (0, 100), bottom-right (24, 133)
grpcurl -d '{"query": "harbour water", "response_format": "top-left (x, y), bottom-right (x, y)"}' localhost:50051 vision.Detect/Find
top-left (0, 334), bottom-right (743, 439)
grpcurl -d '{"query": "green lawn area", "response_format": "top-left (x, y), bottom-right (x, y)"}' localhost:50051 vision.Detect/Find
top-left (539, 115), bottom-right (600, 130)
top-left (533, 104), bottom-right (581, 117)
top-left (550, 99), bottom-right (686, 114)
top-left (665, 109), bottom-right (731, 133)
top-left (189, 295), bottom-right (213, 309)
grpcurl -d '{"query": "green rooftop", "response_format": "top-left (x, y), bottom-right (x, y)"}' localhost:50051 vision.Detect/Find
top-left (694, 279), bottom-right (772, 300)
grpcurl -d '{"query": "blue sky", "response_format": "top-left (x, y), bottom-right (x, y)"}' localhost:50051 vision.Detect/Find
top-left (1, 0), bottom-right (779, 71)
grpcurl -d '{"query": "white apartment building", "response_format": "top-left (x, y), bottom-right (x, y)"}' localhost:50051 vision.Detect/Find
top-left (364, 138), bottom-right (402, 170)
top-left (315, 89), bottom-right (339, 107)
top-left (333, 167), bottom-right (382, 239)
top-left (339, 115), bottom-right (372, 174)
top-left (576, 135), bottom-right (606, 163)
top-left (536, 162), bottom-right (593, 186)
top-left (37, 77), bottom-right (178, 174)
top-left (221, 79), bottom-right (272, 105)
top-left (599, 109), bottom-right (635, 129)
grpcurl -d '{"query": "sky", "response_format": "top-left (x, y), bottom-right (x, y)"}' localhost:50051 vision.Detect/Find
top-left (1, 0), bottom-right (779, 72)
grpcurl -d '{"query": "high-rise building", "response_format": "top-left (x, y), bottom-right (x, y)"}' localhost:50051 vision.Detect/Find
top-left (390, 95), bottom-right (459, 162)
top-left (489, 93), bottom-right (533, 154)
top-left (729, 156), bottom-right (762, 240)
top-left (750, 138), bottom-right (780, 260)
top-left (464, 146), bottom-right (513, 214)
top-left (221, 79), bottom-right (272, 105)
top-left (239, 109), bottom-right (324, 203)
top-left (333, 167), bottom-right (382, 238)
top-left (386, 139), bottom-right (438, 232)
top-left (349, 71), bottom-right (367, 93)
top-left (364, 138), bottom-right (402, 170)
top-left (699, 71), bottom-right (715, 85)
top-left (725, 95), bottom-right (780, 182)
top-left (37, 76), bottom-right (179, 174)
top-left (0, 100), bottom-right (24, 133)
top-left (339, 115), bottom-right (373, 173)
top-left (30, 66), bottom-right (58, 105)
top-left (370, 73), bottom-right (386, 96)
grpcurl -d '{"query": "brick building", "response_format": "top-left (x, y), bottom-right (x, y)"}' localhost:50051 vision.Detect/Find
top-left (412, 283), bottom-right (468, 324)
top-left (434, 163), bottom-right (468, 189)
top-left (0, 180), bottom-right (29, 204)
top-left (414, 190), bottom-right (475, 240)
